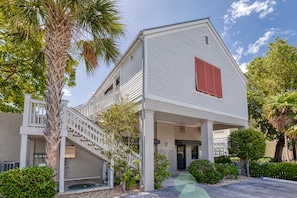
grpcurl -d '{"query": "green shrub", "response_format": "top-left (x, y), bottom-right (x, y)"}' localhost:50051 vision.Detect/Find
top-left (215, 163), bottom-right (239, 179)
top-left (214, 156), bottom-right (232, 164)
top-left (250, 162), bottom-right (297, 181)
top-left (0, 166), bottom-right (57, 198)
top-left (256, 157), bottom-right (274, 163)
top-left (122, 160), bottom-right (140, 190)
top-left (188, 160), bottom-right (222, 184)
top-left (249, 162), bottom-right (262, 177)
top-left (154, 153), bottom-right (170, 189)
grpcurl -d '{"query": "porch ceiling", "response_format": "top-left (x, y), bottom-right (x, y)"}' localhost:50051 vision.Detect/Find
top-left (154, 111), bottom-right (240, 130)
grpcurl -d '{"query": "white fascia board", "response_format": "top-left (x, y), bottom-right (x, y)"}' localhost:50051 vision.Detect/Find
top-left (144, 94), bottom-right (248, 123)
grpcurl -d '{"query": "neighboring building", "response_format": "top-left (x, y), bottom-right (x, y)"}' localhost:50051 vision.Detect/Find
top-left (213, 128), bottom-right (237, 157)
top-left (16, 18), bottom-right (249, 193)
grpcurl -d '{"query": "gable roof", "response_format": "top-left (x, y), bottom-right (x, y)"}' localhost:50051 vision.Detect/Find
top-left (141, 18), bottom-right (247, 84)
top-left (91, 18), bottom-right (247, 101)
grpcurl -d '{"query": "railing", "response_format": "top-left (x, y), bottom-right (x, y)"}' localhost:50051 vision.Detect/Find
top-left (28, 98), bottom-right (46, 127)
top-left (24, 94), bottom-right (139, 168)
top-left (67, 107), bottom-right (109, 151)
top-left (0, 161), bottom-right (19, 173)
top-left (67, 107), bottom-right (139, 168)
top-left (76, 90), bottom-right (120, 119)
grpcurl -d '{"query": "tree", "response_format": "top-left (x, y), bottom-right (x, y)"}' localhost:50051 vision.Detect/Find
top-left (228, 129), bottom-right (266, 177)
top-left (0, 0), bottom-right (124, 174)
top-left (263, 91), bottom-right (297, 161)
top-left (99, 98), bottom-right (139, 190)
top-left (0, 12), bottom-right (77, 113)
top-left (246, 38), bottom-right (297, 161)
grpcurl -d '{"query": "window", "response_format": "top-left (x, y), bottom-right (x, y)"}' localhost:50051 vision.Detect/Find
top-left (204, 34), bottom-right (209, 46)
top-left (195, 57), bottom-right (222, 98)
top-left (191, 146), bottom-right (199, 159)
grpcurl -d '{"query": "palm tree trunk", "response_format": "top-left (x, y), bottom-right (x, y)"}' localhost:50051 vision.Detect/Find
top-left (284, 133), bottom-right (289, 161)
top-left (43, 11), bottom-right (72, 175)
top-left (274, 135), bottom-right (284, 162)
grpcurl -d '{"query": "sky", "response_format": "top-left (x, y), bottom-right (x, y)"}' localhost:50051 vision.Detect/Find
top-left (63, 0), bottom-right (297, 107)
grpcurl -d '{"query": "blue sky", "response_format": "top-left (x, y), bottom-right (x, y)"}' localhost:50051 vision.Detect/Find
top-left (63, 0), bottom-right (297, 107)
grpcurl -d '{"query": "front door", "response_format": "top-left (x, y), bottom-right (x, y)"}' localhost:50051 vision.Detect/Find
top-left (177, 145), bottom-right (186, 169)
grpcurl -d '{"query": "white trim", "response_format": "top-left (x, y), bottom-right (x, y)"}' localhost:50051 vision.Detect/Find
top-left (20, 126), bottom-right (44, 135)
top-left (145, 93), bottom-right (248, 121)
top-left (144, 36), bottom-right (149, 95)
top-left (206, 23), bottom-right (247, 84)
top-left (144, 22), bottom-right (207, 40)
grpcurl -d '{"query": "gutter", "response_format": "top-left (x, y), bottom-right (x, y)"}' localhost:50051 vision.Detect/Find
top-left (139, 33), bottom-right (145, 191)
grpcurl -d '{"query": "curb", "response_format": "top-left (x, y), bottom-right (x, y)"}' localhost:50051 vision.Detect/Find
top-left (261, 177), bottom-right (297, 185)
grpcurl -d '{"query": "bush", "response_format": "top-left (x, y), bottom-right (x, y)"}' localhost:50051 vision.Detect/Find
top-left (0, 166), bottom-right (57, 198)
top-left (188, 160), bottom-right (222, 184)
top-left (154, 153), bottom-right (170, 189)
top-left (122, 160), bottom-right (140, 190)
top-left (214, 156), bottom-right (232, 164)
top-left (250, 162), bottom-right (297, 181)
top-left (215, 163), bottom-right (239, 179)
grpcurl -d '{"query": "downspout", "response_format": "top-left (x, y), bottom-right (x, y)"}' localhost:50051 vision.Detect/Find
top-left (139, 33), bottom-right (145, 190)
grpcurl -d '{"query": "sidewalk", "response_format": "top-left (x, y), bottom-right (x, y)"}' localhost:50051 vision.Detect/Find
top-left (120, 172), bottom-right (210, 198)
top-left (119, 172), bottom-right (297, 198)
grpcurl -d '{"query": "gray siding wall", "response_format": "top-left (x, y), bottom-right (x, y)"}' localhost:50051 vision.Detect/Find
top-left (0, 113), bottom-right (22, 162)
top-left (146, 25), bottom-right (247, 119)
top-left (120, 43), bottom-right (143, 102)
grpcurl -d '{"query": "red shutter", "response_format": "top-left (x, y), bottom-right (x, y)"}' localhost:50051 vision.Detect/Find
top-left (213, 66), bottom-right (222, 98)
top-left (195, 57), bottom-right (206, 92)
top-left (195, 57), bottom-right (222, 98)
top-left (206, 63), bottom-right (215, 95)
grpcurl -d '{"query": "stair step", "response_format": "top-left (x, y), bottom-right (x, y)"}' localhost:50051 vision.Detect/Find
top-left (68, 128), bottom-right (74, 132)
top-left (73, 134), bottom-right (82, 137)
top-left (88, 143), bottom-right (95, 146)
top-left (95, 147), bottom-right (102, 150)
top-left (80, 138), bottom-right (88, 142)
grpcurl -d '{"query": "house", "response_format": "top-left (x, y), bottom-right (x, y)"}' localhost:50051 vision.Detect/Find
top-left (17, 18), bottom-right (248, 193)
top-left (75, 17), bottom-right (248, 190)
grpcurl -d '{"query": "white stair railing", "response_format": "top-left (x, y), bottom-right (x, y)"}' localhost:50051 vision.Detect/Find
top-left (24, 95), bottom-right (139, 168)
top-left (76, 90), bottom-right (120, 119)
top-left (66, 107), bottom-right (139, 168)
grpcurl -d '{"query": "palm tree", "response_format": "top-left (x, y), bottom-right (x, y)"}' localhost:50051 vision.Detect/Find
top-left (0, 0), bottom-right (124, 173)
top-left (263, 91), bottom-right (297, 161)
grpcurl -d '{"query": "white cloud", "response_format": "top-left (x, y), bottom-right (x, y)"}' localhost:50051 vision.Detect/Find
top-left (239, 63), bottom-right (248, 73)
top-left (62, 88), bottom-right (72, 97)
top-left (224, 0), bottom-right (277, 24)
top-left (246, 28), bottom-right (275, 55)
top-left (233, 46), bottom-right (244, 62)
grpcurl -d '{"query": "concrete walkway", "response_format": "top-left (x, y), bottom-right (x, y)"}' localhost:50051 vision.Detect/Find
top-left (120, 172), bottom-right (297, 198)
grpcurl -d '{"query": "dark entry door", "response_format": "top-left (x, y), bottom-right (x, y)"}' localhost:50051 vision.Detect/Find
top-left (177, 145), bottom-right (186, 169)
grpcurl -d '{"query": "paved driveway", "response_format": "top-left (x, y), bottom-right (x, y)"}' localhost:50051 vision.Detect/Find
top-left (120, 173), bottom-right (297, 198)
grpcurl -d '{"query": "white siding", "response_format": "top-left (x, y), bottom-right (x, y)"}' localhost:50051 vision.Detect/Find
top-left (146, 25), bottom-right (247, 119)
top-left (120, 43), bottom-right (143, 102)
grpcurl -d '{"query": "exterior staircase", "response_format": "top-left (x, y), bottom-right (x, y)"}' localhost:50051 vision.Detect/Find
top-left (24, 94), bottom-right (139, 169)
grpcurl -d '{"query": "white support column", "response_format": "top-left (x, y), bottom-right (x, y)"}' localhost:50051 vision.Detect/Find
top-left (20, 134), bottom-right (28, 168)
top-left (112, 77), bottom-right (117, 92)
top-left (59, 100), bottom-right (68, 193)
top-left (143, 110), bottom-right (154, 191)
top-left (92, 99), bottom-right (96, 120)
top-left (20, 94), bottom-right (31, 168)
top-left (201, 120), bottom-right (214, 163)
top-left (59, 136), bottom-right (66, 193)
top-left (108, 159), bottom-right (114, 188)
top-left (102, 161), bottom-right (107, 183)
